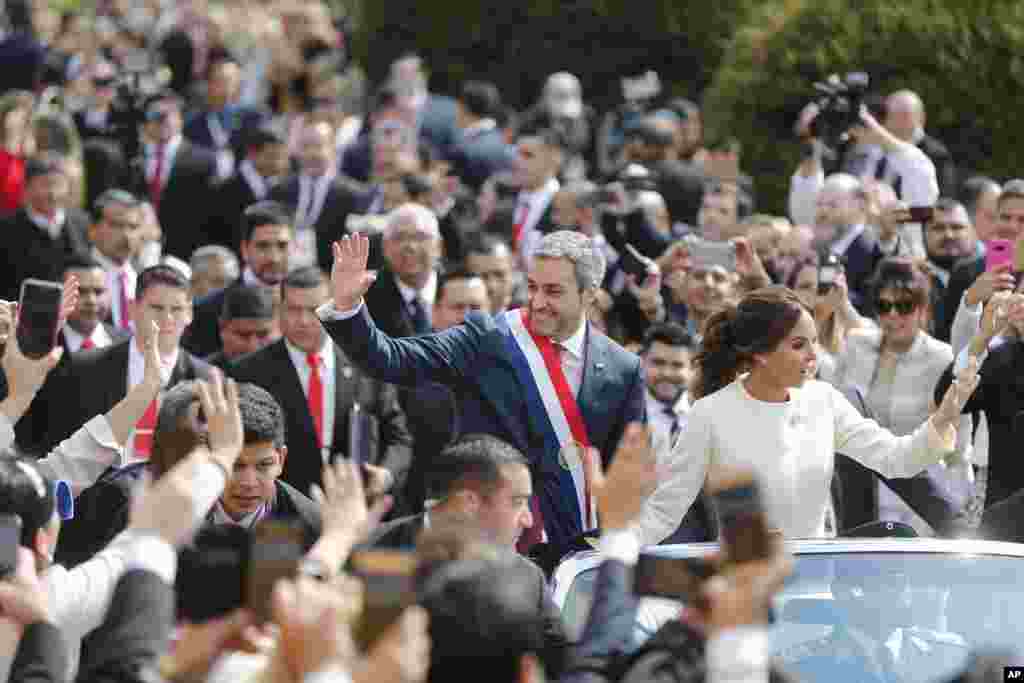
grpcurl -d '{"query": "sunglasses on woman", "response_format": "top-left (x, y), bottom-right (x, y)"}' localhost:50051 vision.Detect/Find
top-left (876, 298), bottom-right (917, 316)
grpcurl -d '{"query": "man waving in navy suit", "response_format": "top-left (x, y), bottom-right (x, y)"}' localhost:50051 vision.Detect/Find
top-left (318, 229), bottom-right (646, 554)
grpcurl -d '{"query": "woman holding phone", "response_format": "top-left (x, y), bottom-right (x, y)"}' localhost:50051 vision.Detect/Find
top-left (656, 285), bottom-right (980, 539)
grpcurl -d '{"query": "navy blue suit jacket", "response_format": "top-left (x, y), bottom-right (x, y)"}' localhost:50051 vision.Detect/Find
top-left (450, 127), bottom-right (516, 191)
top-left (321, 307), bottom-right (646, 547)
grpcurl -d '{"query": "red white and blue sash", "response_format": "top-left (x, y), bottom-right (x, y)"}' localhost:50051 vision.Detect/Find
top-left (502, 308), bottom-right (597, 549)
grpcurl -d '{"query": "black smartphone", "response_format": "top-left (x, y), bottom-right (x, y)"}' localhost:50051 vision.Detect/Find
top-left (685, 235), bottom-right (738, 272)
top-left (349, 549), bottom-right (417, 651)
top-left (16, 279), bottom-right (63, 359)
top-left (708, 475), bottom-right (773, 565)
top-left (620, 243), bottom-right (653, 281)
top-left (633, 554), bottom-right (715, 602)
top-left (246, 519), bottom-right (305, 623)
top-left (0, 515), bottom-right (22, 579)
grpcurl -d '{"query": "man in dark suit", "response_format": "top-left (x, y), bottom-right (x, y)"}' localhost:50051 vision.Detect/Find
top-left (511, 130), bottom-right (563, 268)
top-left (465, 232), bottom-right (518, 314)
top-left (622, 117), bottom-right (707, 227)
top-left (183, 56), bottom-right (268, 178)
top-left (231, 267), bottom-right (412, 500)
top-left (183, 200), bottom-right (293, 357)
top-left (205, 124), bottom-right (290, 249)
top-left (204, 285), bottom-right (278, 370)
top-left (936, 181), bottom-right (1024, 342)
top-left (364, 203), bottom-right (444, 339)
top-left (43, 265), bottom-right (213, 455)
top-left (321, 229), bottom-right (646, 552)
top-left (388, 54), bottom-right (460, 157)
top-left (269, 119), bottom-right (369, 271)
top-left (126, 92), bottom-right (218, 261)
top-left (450, 80), bottom-right (516, 192)
top-left (0, 154), bottom-right (91, 301)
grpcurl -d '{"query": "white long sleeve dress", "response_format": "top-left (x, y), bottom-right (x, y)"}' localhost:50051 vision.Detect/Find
top-left (651, 376), bottom-right (956, 539)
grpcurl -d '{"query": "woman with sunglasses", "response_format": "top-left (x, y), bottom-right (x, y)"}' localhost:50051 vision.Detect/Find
top-left (657, 284), bottom-right (979, 539)
top-left (830, 258), bottom-right (973, 536)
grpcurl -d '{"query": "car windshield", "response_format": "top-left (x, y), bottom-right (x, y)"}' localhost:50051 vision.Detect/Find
top-left (561, 552), bottom-right (1024, 683)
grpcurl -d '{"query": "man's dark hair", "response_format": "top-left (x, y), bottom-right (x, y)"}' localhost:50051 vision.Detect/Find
top-left (220, 284), bottom-right (275, 322)
top-left (62, 254), bottom-right (106, 278)
top-left (425, 435), bottom-right (528, 501)
top-left (236, 382), bottom-right (286, 449)
top-left (459, 81), bottom-right (502, 120)
top-left (626, 118), bottom-right (674, 149)
top-left (933, 197), bottom-right (968, 217)
top-left (0, 457), bottom-right (57, 547)
top-left (436, 268), bottom-right (483, 305)
top-left (516, 127), bottom-right (565, 153)
top-left (240, 200), bottom-right (293, 244)
top-left (463, 232), bottom-right (511, 260)
top-left (136, 263), bottom-right (189, 299)
top-left (959, 176), bottom-right (1001, 219)
top-left (640, 322), bottom-right (694, 355)
top-left (89, 187), bottom-right (140, 222)
top-left (420, 557), bottom-right (549, 683)
top-left (371, 85), bottom-right (400, 115)
top-left (281, 265), bottom-right (326, 301)
top-left (401, 172), bottom-right (434, 202)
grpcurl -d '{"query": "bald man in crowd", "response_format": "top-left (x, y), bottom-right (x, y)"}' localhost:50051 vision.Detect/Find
top-left (884, 89), bottom-right (957, 196)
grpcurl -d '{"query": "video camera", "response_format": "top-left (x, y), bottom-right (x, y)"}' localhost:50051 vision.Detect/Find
top-left (808, 72), bottom-right (871, 148)
top-left (105, 50), bottom-right (173, 159)
top-left (583, 163), bottom-right (658, 207)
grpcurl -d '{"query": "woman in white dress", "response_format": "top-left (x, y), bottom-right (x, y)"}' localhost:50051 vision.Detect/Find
top-left (651, 285), bottom-right (979, 539)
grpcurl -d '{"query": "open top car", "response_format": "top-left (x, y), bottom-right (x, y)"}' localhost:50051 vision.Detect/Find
top-left (551, 538), bottom-right (1024, 683)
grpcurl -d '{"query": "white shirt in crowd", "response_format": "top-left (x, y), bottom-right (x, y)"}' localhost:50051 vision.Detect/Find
top-left (517, 176), bottom-right (560, 267)
top-left (394, 269), bottom-right (439, 319)
top-left (286, 336), bottom-right (336, 461)
top-left (91, 247), bottom-right (137, 331)
top-left (659, 376), bottom-right (954, 539)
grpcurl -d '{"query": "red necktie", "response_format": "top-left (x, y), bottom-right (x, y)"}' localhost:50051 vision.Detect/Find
top-left (512, 199), bottom-right (529, 247)
top-left (306, 352), bottom-right (323, 448)
top-left (118, 269), bottom-right (132, 330)
top-left (80, 337), bottom-right (95, 350)
top-left (149, 143), bottom-right (166, 207)
top-left (132, 397), bottom-right (159, 459)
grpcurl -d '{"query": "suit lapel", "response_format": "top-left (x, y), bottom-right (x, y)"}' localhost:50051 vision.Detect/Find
top-left (333, 345), bottom-right (359, 453)
top-left (578, 326), bottom-right (613, 452)
top-left (270, 340), bottom-right (317, 438)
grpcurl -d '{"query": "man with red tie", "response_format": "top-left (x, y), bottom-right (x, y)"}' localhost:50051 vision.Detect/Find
top-left (229, 266), bottom-right (412, 500)
top-left (511, 130), bottom-right (563, 269)
top-left (43, 264), bottom-right (213, 456)
top-left (320, 230), bottom-right (646, 556)
top-left (86, 189), bottom-right (145, 333)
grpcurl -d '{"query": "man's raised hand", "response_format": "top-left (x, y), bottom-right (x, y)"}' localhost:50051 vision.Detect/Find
top-left (331, 234), bottom-right (378, 311)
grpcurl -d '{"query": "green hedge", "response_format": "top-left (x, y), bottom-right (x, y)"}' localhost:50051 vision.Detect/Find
top-left (702, 0), bottom-right (1024, 215)
top-left (349, 0), bottom-right (758, 111)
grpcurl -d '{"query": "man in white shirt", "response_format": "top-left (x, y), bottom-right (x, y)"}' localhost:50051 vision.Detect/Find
top-left (512, 130), bottom-right (563, 268)
top-left (86, 189), bottom-right (145, 332)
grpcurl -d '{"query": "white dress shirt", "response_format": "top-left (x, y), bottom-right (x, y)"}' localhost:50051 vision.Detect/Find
top-left (238, 159), bottom-right (269, 199)
top-left (517, 177), bottom-right (560, 266)
top-left (26, 207), bottom-right (66, 239)
top-left (91, 247), bottom-right (137, 331)
top-left (394, 270), bottom-right (439, 311)
top-left (292, 173), bottom-right (334, 268)
top-left (209, 500), bottom-right (266, 529)
top-left (557, 315), bottom-right (587, 398)
top-left (286, 337), bottom-right (336, 460)
top-left (63, 323), bottom-right (114, 352)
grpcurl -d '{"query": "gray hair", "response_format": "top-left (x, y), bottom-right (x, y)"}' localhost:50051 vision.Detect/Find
top-left (384, 202), bottom-right (440, 241)
top-left (533, 230), bottom-right (606, 291)
top-left (190, 245), bottom-right (240, 281)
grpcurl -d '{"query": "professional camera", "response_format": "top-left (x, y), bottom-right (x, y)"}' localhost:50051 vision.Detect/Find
top-left (106, 50), bottom-right (173, 158)
top-left (583, 163), bottom-right (657, 207)
top-left (808, 72), bottom-right (870, 148)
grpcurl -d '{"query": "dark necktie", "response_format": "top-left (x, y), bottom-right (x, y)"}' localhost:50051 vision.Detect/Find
top-left (409, 297), bottom-right (431, 335)
top-left (664, 405), bottom-right (680, 443)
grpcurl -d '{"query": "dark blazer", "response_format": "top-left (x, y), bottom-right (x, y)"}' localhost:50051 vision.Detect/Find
top-left (229, 338), bottom-right (413, 498)
top-left (935, 254), bottom-right (984, 343)
top-left (401, 381), bottom-right (459, 514)
top-left (320, 308), bottom-right (646, 548)
top-left (979, 487), bottom-right (1024, 543)
top-left (183, 106), bottom-right (267, 155)
top-left (205, 170), bottom-right (265, 249)
top-left (450, 127), bottom-right (516, 191)
top-left (268, 173), bottom-right (371, 270)
top-left (936, 340), bottom-right (1024, 508)
top-left (364, 267), bottom-right (436, 339)
top-left (340, 135), bottom-right (372, 183)
top-left (10, 569), bottom-right (173, 683)
top-left (839, 230), bottom-right (885, 314)
top-left (0, 207), bottom-right (91, 300)
top-left (919, 133), bottom-right (958, 197)
top-left (649, 158), bottom-right (706, 226)
top-left (11, 324), bottom-right (129, 455)
top-left (418, 94), bottom-right (460, 157)
top-left (43, 338), bottom-right (214, 452)
top-left (127, 140), bottom-right (219, 261)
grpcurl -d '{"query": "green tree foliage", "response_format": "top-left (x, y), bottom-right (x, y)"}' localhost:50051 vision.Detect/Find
top-left (703, 0), bottom-right (1024, 214)
top-left (350, 0), bottom-right (757, 110)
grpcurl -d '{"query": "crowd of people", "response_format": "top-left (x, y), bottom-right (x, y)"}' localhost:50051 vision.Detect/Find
top-left (0, 0), bottom-right (1021, 680)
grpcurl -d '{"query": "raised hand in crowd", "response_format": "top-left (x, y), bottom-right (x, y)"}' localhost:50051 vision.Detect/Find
top-left (158, 609), bottom-right (259, 681)
top-left (700, 534), bottom-right (793, 636)
top-left (197, 370), bottom-right (245, 476)
top-left (355, 606), bottom-right (432, 683)
top-left (107, 320), bottom-right (162, 445)
top-left (331, 234), bottom-right (379, 311)
top-left (732, 236), bottom-right (772, 289)
top-left (965, 263), bottom-right (1015, 308)
top-left (933, 356), bottom-right (981, 435)
top-left (270, 575), bottom-right (361, 681)
top-left (585, 422), bottom-right (659, 532)
top-left (0, 547), bottom-right (53, 632)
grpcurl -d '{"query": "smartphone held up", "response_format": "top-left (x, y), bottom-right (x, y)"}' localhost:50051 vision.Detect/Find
top-left (16, 279), bottom-right (63, 359)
